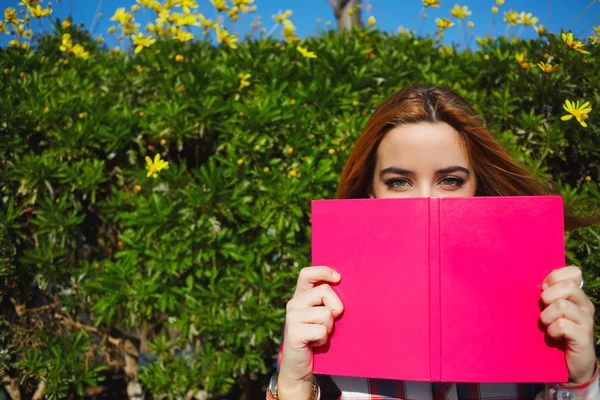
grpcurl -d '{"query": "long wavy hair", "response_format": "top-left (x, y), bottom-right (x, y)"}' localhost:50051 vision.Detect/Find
top-left (337, 85), bottom-right (597, 230)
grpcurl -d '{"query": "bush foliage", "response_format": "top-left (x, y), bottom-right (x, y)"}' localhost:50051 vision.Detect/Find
top-left (1, 6), bottom-right (599, 399)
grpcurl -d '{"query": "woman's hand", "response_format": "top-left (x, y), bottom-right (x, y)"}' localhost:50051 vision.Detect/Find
top-left (540, 266), bottom-right (596, 384)
top-left (278, 266), bottom-right (344, 400)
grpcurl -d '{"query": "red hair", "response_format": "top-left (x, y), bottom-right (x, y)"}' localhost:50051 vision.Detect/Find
top-left (337, 85), bottom-right (597, 229)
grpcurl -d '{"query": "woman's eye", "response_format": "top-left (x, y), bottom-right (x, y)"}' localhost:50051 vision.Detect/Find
top-left (439, 177), bottom-right (465, 188)
top-left (385, 178), bottom-right (411, 190)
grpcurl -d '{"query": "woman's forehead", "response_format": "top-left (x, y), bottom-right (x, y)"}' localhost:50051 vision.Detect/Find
top-left (376, 122), bottom-right (471, 170)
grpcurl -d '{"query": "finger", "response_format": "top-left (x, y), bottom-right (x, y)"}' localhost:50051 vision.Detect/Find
top-left (542, 266), bottom-right (583, 290)
top-left (288, 284), bottom-right (344, 317)
top-left (286, 306), bottom-right (335, 334)
top-left (285, 323), bottom-right (328, 347)
top-left (546, 318), bottom-right (593, 344)
top-left (540, 298), bottom-right (589, 327)
top-left (294, 266), bottom-right (341, 296)
top-left (541, 281), bottom-right (594, 312)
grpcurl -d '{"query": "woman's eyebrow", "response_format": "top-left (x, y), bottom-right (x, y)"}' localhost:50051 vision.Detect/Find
top-left (435, 166), bottom-right (471, 177)
top-left (379, 165), bottom-right (471, 179)
top-left (379, 167), bottom-right (414, 178)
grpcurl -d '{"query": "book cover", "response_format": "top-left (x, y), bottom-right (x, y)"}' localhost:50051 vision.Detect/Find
top-left (311, 196), bottom-right (567, 383)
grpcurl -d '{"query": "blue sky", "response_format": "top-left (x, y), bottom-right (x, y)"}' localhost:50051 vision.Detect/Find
top-left (1, 0), bottom-right (599, 49)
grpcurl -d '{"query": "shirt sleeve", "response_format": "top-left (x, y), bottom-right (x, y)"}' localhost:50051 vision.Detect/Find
top-left (535, 361), bottom-right (599, 400)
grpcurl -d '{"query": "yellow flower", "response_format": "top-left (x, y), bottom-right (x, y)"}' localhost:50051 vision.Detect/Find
top-left (491, 6), bottom-right (498, 15)
top-left (176, 30), bottom-right (193, 42)
top-left (3, 68), bottom-right (9, 74)
top-left (135, 65), bottom-right (144, 73)
top-left (178, 0), bottom-right (199, 14)
top-left (71, 43), bottom-right (90, 60)
top-left (589, 36), bottom-right (599, 45)
top-left (282, 20), bottom-right (298, 43)
top-left (239, 72), bottom-right (251, 89)
top-left (254, 144), bottom-right (261, 150)
top-left (483, 54), bottom-right (490, 60)
top-left (515, 52), bottom-right (534, 69)
top-left (287, 147), bottom-right (294, 155)
top-left (139, 111), bottom-right (145, 116)
top-left (215, 26), bottom-right (238, 48)
top-left (43, 107), bottom-right (50, 113)
top-left (450, 4), bottom-right (471, 20)
top-left (289, 169), bottom-right (297, 177)
top-left (227, 6), bottom-right (239, 20)
top-left (160, 138), bottom-right (166, 146)
top-left (328, 148), bottom-right (335, 155)
top-left (504, 10), bottom-right (518, 26)
top-left (534, 24), bottom-right (546, 35)
top-left (237, 159), bottom-right (244, 165)
top-left (9, 39), bottom-right (20, 47)
top-left (273, 9), bottom-right (292, 23)
top-left (561, 100), bottom-right (592, 127)
top-left (107, 26), bottom-right (116, 33)
top-left (367, 16), bottom-right (376, 27)
top-left (177, 84), bottom-right (184, 92)
top-left (423, 0), bottom-right (441, 8)
top-left (0, 21), bottom-right (8, 34)
top-left (467, 21), bottom-right (474, 28)
top-left (150, 1), bottom-right (163, 12)
top-left (132, 33), bottom-right (156, 54)
top-left (137, 0), bottom-right (153, 6)
top-left (496, 0), bottom-right (504, 5)
top-left (134, 184), bottom-right (142, 192)
top-left (59, 33), bottom-right (73, 52)
top-left (517, 12), bottom-right (538, 26)
top-left (146, 154), bottom-right (170, 178)
top-left (177, 13), bottom-right (198, 26)
top-left (562, 32), bottom-right (590, 54)
top-left (131, 5), bottom-right (140, 12)
top-left (198, 13), bottom-right (217, 34)
top-left (595, 26), bottom-right (600, 36)
top-left (263, 166), bottom-right (270, 173)
top-left (211, 0), bottom-right (230, 12)
top-left (435, 18), bottom-right (454, 30)
top-left (61, 18), bottom-right (71, 29)
top-left (110, 8), bottom-right (133, 25)
top-left (476, 35), bottom-right (493, 45)
top-left (537, 62), bottom-right (559, 73)
top-left (175, 54), bottom-right (184, 62)
top-left (296, 45), bottom-right (317, 58)
top-left (585, 176), bottom-right (592, 182)
top-left (5, 8), bottom-right (20, 24)
top-left (78, 112), bottom-right (85, 119)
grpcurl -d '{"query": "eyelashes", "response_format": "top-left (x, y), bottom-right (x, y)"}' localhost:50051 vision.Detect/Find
top-left (384, 177), bottom-right (465, 191)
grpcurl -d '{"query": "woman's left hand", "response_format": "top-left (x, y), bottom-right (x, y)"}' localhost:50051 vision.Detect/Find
top-left (540, 266), bottom-right (596, 384)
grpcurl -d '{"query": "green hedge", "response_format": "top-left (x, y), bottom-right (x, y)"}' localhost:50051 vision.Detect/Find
top-left (1, 18), bottom-right (599, 399)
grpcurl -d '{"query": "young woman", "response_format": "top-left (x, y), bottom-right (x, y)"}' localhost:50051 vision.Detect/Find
top-left (267, 85), bottom-right (598, 400)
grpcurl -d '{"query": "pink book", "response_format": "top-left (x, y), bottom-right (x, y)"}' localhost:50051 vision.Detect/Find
top-left (311, 196), bottom-right (568, 383)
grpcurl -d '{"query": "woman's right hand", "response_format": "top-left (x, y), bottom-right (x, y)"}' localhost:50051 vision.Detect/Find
top-left (277, 266), bottom-right (344, 400)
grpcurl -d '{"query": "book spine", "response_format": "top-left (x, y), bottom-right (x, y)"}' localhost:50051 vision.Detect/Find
top-left (429, 198), bottom-right (441, 381)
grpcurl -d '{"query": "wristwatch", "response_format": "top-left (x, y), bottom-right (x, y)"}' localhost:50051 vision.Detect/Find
top-left (267, 372), bottom-right (320, 400)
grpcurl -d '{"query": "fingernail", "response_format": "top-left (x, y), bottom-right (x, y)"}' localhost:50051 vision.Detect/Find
top-left (332, 271), bottom-right (341, 280)
top-left (541, 282), bottom-right (549, 290)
